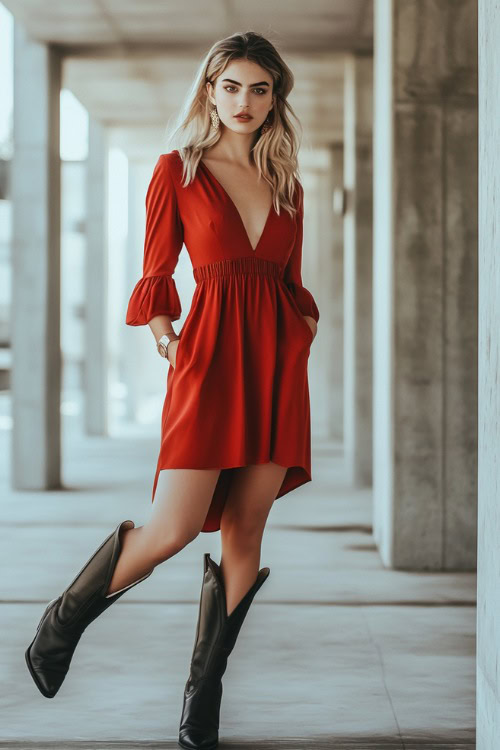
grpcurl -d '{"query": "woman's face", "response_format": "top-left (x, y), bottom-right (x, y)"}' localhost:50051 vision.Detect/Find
top-left (207, 58), bottom-right (274, 134)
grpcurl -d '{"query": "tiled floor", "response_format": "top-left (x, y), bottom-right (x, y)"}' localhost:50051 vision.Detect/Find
top-left (0, 398), bottom-right (476, 748)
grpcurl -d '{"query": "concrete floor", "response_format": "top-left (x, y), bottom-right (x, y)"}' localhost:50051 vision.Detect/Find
top-left (0, 394), bottom-right (476, 748)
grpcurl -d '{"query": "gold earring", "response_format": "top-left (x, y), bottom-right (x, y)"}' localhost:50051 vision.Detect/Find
top-left (260, 111), bottom-right (273, 134)
top-left (210, 106), bottom-right (220, 130)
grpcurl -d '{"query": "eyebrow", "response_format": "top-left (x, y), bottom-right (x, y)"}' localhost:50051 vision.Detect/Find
top-left (221, 78), bottom-right (270, 87)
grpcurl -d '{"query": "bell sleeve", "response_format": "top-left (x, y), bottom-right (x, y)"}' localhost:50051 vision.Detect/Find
top-left (283, 181), bottom-right (320, 323)
top-left (125, 154), bottom-right (184, 326)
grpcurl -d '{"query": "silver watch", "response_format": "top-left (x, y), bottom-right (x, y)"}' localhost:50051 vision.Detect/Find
top-left (157, 333), bottom-right (179, 358)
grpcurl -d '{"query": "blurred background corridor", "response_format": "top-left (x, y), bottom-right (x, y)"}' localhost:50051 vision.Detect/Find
top-left (0, 1), bottom-right (497, 748)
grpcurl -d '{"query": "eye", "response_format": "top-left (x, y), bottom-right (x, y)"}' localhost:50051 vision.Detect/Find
top-left (223, 85), bottom-right (268, 95)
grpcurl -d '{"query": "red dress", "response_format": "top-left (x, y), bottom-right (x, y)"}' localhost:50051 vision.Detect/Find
top-left (126, 150), bottom-right (320, 533)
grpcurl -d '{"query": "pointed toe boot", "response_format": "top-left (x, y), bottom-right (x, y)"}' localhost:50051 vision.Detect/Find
top-left (25, 519), bottom-right (153, 698)
top-left (178, 553), bottom-right (270, 750)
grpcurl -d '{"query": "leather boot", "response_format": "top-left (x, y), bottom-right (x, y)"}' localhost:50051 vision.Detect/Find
top-left (25, 519), bottom-right (153, 698)
top-left (178, 553), bottom-right (270, 750)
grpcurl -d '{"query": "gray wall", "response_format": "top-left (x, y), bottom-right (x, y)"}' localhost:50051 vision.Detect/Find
top-left (477, 0), bottom-right (500, 744)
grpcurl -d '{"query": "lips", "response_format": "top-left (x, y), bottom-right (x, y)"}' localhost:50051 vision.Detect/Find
top-left (234, 114), bottom-right (253, 120)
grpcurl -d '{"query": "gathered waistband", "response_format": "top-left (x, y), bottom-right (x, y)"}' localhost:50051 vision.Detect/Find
top-left (193, 256), bottom-right (282, 282)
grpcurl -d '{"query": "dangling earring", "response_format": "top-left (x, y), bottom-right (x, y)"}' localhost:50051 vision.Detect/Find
top-left (260, 111), bottom-right (273, 134)
top-left (210, 106), bottom-right (220, 131)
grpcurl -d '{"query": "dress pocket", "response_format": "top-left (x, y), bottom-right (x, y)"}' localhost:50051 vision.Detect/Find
top-left (172, 333), bottom-right (187, 370)
top-left (291, 306), bottom-right (314, 346)
top-left (281, 280), bottom-right (314, 346)
top-left (298, 313), bottom-right (314, 345)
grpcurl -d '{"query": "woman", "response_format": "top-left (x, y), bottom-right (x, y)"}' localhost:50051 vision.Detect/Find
top-left (25, 30), bottom-right (320, 750)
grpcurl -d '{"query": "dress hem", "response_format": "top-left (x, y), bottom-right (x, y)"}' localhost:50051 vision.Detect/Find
top-left (151, 458), bottom-right (312, 533)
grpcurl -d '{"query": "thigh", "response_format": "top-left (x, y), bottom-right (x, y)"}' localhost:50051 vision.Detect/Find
top-left (145, 467), bottom-right (221, 545)
top-left (220, 461), bottom-right (288, 533)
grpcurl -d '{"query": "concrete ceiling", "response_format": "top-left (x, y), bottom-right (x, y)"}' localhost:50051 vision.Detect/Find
top-left (4, 0), bottom-right (373, 157)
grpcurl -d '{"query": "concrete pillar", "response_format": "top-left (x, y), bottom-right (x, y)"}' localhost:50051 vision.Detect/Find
top-left (122, 158), bottom-right (157, 422)
top-left (343, 55), bottom-right (373, 485)
top-left (302, 160), bottom-right (336, 440)
top-left (84, 119), bottom-right (109, 435)
top-left (328, 144), bottom-right (344, 442)
top-left (11, 23), bottom-right (62, 489)
top-left (122, 159), bottom-right (141, 421)
top-left (373, 0), bottom-right (478, 569)
top-left (477, 0), bottom-right (500, 743)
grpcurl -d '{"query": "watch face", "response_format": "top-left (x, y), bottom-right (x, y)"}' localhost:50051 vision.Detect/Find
top-left (158, 343), bottom-right (168, 357)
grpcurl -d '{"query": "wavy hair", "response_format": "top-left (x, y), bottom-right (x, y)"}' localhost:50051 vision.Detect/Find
top-left (164, 30), bottom-right (303, 217)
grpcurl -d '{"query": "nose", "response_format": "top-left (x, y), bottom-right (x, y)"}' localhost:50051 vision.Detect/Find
top-left (238, 92), bottom-right (251, 108)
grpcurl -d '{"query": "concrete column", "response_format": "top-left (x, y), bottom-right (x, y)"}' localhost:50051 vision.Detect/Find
top-left (122, 159), bottom-right (141, 421)
top-left (343, 55), bottom-right (373, 485)
top-left (328, 144), bottom-right (344, 442)
top-left (11, 23), bottom-right (62, 489)
top-left (84, 119), bottom-right (109, 435)
top-left (122, 158), bottom-right (157, 422)
top-left (477, 0), bottom-right (500, 743)
top-left (302, 160), bottom-right (336, 440)
top-left (373, 0), bottom-right (478, 569)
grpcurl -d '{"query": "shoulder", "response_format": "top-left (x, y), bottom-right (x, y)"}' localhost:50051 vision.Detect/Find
top-left (145, 152), bottom-right (183, 207)
top-left (159, 149), bottom-right (182, 166)
top-left (154, 150), bottom-right (183, 182)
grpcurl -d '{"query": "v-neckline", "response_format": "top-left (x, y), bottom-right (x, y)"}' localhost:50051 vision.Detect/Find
top-left (199, 159), bottom-right (274, 253)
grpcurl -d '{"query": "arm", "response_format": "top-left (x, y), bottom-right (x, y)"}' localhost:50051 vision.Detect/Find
top-left (125, 154), bottom-right (184, 347)
top-left (283, 181), bottom-right (320, 340)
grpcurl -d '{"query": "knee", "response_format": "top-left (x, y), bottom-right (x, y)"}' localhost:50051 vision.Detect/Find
top-left (222, 513), bottom-right (266, 548)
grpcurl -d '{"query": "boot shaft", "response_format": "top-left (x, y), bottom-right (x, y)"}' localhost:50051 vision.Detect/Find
top-left (189, 554), bottom-right (270, 685)
top-left (57, 520), bottom-right (137, 630)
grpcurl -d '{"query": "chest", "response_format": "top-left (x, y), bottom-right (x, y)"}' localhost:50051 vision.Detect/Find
top-left (199, 161), bottom-right (274, 253)
top-left (174, 159), bottom-right (297, 267)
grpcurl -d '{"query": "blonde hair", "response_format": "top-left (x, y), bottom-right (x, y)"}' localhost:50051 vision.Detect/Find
top-left (164, 30), bottom-right (303, 217)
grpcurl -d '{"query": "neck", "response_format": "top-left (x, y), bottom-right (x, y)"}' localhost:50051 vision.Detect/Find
top-left (205, 130), bottom-right (257, 167)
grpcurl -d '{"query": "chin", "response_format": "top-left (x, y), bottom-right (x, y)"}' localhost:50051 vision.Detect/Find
top-left (227, 122), bottom-right (259, 134)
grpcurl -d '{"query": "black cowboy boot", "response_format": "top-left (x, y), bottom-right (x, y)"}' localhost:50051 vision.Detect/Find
top-left (25, 519), bottom-right (153, 698)
top-left (178, 553), bottom-right (270, 750)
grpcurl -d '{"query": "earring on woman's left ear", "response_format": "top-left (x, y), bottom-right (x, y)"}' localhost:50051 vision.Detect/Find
top-left (210, 106), bottom-right (220, 131)
top-left (260, 112), bottom-right (273, 134)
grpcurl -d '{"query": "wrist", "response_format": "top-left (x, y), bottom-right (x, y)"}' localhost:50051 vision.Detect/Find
top-left (157, 332), bottom-right (180, 358)
top-left (166, 338), bottom-right (179, 364)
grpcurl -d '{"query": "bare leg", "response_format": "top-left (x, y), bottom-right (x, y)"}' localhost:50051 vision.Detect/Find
top-left (106, 468), bottom-right (221, 596)
top-left (219, 461), bottom-right (287, 615)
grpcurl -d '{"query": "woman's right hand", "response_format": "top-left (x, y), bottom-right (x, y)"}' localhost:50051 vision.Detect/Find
top-left (167, 339), bottom-right (180, 368)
